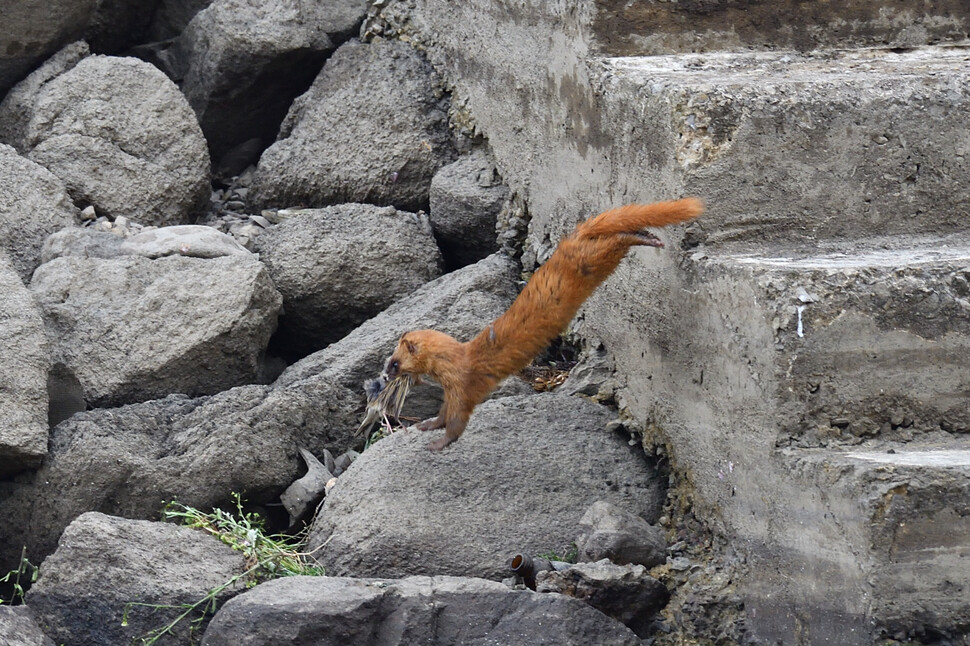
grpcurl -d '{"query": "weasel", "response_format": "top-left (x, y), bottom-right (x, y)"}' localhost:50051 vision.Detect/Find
top-left (384, 198), bottom-right (704, 450)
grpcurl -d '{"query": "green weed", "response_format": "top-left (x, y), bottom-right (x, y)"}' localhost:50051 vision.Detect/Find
top-left (125, 493), bottom-right (325, 645)
top-left (0, 547), bottom-right (37, 604)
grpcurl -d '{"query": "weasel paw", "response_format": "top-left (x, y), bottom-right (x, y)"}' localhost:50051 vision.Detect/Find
top-left (427, 436), bottom-right (454, 451)
top-left (415, 417), bottom-right (440, 431)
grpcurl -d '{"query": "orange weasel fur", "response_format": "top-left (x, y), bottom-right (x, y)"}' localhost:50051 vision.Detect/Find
top-left (385, 198), bottom-right (704, 450)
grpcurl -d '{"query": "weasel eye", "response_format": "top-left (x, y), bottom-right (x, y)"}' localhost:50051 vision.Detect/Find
top-left (390, 360), bottom-right (400, 372)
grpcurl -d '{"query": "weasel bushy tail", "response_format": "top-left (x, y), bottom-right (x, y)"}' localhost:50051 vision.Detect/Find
top-left (576, 198), bottom-right (705, 240)
top-left (473, 197), bottom-right (704, 384)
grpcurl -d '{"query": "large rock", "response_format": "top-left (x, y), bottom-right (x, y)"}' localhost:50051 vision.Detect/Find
top-left (28, 512), bottom-right (247, 646)
top-left (255, 204), bottom-right (443, 355)
top-left (0, 0), bottom-right (96, 95)
top-left (0, 606), bottom-right (55, 646)
top-left (0, 253), bottom-right (519, 572)
top-left (429, 148), bottom-right (507, 268)
top-left (0, 255), bottom-right (49, 476)
top-left (307, 392), bottom-right (666, 580)
top-left (201, 575), bottom-right (641, 646)
top-left (0, 144), bottom-right (78, 282)
top-left (535, 560), bottom-right (669, 638)
top-left (0, 42), bottom-right (90, 154)
top-left (0, 53), bottom-right (210, 226)
top-left (0, 388), bottom-right (293, 572)
top-left (30, 254), bottom-right (281, 407)
top-left (250, 38), bottom-right (454, 212)
top-left (575, 500), bottom-right (666, 568)
top-left (175, 0), bottom-right (367, 163)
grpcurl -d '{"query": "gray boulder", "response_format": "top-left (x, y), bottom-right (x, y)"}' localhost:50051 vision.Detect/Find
top-left (28, 512), bottom-right (248, 646)
top-left (0, 53), bottom-right (210, 226)
top-left (0, 42), bottom-right (90, 152)
top-left (30, 254), bottom-right (281, 407)
top-left (0, 253), bottom-right (519, 572)
top-left (250, 38), bottom-right (454, 212)
top-left (0, 255), bottom-right (49, 476)
top-left (536, 560), bottom-right (669, 638)
top-left (429, 148), bottom-right (508, 267)
top-left (255, 204), bottom-right (443, 354)
top-left (201, 575), bottom-right (641, 646)
top-left (0, 144), bottom-right (78, 282)
top-left (307, 392), bottom-right (666, 580)
top-left (0, 387), bottom-right (293, 571)
top-left (0, 1), bottom-right (96, 95)
top-left (175, 0), bottom-right (367, 163)
top-left (0, 606), bottom-right (55, 646)
top-left (576, 500), bottom-right (667, 568)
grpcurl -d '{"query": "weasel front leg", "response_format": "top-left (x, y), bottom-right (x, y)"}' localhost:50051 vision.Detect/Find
top-left (427, 412), bottom-right (469, 452)
top-left (415, 415), bottom-right (445, 431)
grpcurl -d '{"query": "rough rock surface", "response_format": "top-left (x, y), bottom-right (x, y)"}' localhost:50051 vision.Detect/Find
top-left (576, 500), bottom-right (667, 567)
top-left (255, 204), bottom-right (443, 354)
top-left (0, 0), bottom-right (96, 95)
top-left (0, 53), bottom-right (210, 226)
top-left (30, 254), bottom-right (281, 407)
top-left (28, 512), bottom-right (247, 646)
top-left (536, 560), bottom-right (669, 638)
top-left (0, 42), bottom-right (90, 151)
top-left (0, 254), bottom-right (519, 572)
top-left (201, 575), bottom-right (642, 646)
top-left (429, 148), bottom-right (507, 268)
top-left (250, 38), bottom-right (454, 212)
top-left (0, 255), bottom-right (49, 476)
top-left (176, 0), bottom-right (367, 162)
top-left (0, 144), bottom-right (78, 282)
top-left (0, 606), bottom-right (55, 646)
top-left (307, 392), bottom-right (666, 580)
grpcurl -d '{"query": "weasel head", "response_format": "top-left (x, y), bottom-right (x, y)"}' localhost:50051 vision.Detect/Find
top-left (384, 329), bottom-right (460, 380)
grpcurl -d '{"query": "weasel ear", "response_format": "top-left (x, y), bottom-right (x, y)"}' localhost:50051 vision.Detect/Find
top-left (404, 339), bottom-right (418, 355)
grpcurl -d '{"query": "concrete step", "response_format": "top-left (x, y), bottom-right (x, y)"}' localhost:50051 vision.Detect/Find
top-left (772, 444), bottom-right (970, 643)
top-left (591, 0), bottom-right (970, 56)
top-left (585, 234), bottom-right (970, 643)
top-left (729, 443), bottom-right (970, 643)
top-left (687, 233), bottom-right (970, 448)
top-left (599, 46), bottom-right (970, 247)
